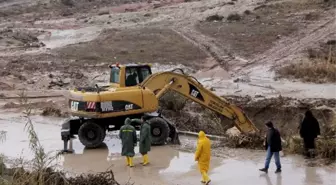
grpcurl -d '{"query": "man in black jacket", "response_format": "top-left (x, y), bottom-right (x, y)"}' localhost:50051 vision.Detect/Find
top-left (299, 110), bottom-right (320, 158)
top-left (259, 121), bottom-right (282, 173)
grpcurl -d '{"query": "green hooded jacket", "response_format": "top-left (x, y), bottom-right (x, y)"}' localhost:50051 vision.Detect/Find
top-left (139, 120), bottom-right (151, 155)
top-left (119, 118), bottom-right (137, 157)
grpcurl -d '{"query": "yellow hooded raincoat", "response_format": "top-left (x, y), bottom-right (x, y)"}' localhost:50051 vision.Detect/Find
top-left (194, 131), bottom-right (211, 172)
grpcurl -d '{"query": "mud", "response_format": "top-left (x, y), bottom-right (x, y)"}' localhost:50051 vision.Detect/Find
top-left (0, 0), bottom-right (336, 184)
top-left (0, 113), bottom-right (335, 185)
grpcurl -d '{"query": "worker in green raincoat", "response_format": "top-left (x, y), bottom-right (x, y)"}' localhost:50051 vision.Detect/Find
top-left (119, 117), bottom-right (137, 167)
top-left (133, 115), bottom-right (151, 165)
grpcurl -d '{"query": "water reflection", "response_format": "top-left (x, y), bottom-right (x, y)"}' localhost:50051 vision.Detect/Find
top-left (304, 167), bottom-right (323, 185)
top-left (260, 173), bottom-right (282, 185)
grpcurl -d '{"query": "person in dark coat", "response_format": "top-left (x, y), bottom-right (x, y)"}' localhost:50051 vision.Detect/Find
top-left (119, 117), bottom-right (137, 167)
top-left (132, 115), bottom-right (152, 166)
top-left (259, 121), bottom-right (282, 173)
top-left (299, 110), bottom-right (320, 158)
top-left (139, 115), bottom-right (152, 165)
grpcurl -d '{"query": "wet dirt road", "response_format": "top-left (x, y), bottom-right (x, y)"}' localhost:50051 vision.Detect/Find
top-left (0, 113), bottom-right (335, 185)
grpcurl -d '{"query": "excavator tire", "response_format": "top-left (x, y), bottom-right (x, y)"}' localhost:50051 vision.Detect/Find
top-left (78, 121), bottom-right (106, 149)
top-left (148, 117), bottom-right (170, 145)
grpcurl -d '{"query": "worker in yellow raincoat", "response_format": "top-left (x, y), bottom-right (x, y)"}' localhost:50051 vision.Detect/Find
top-left (194, 131), bottom-right (211, 184)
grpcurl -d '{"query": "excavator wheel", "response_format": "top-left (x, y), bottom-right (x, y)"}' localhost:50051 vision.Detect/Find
top-left (78, 121), bottom-right (106, 149)
top-left (148, 117), bottom-right (170, 145)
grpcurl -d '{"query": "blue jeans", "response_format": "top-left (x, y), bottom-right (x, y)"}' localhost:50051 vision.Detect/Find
top-left (264, 146), bottom-right (281, 169)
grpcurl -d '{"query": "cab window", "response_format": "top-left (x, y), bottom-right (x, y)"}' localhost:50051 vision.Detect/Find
top-left (110, 67), bottom-right (120, 83)
top-left (125, 68), bottom-right (139, 86)
top-left (140, 67), bottom-right (151, 81)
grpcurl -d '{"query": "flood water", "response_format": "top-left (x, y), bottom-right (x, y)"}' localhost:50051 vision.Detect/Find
top-left (0, 113), bottom-right (335, 185)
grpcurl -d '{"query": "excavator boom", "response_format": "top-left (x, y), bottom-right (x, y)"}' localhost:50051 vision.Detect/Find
top-left (140, 69), bottom-right (259, 134)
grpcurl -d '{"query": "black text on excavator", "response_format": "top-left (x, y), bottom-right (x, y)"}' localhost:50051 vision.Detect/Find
top-left (61, 63), bottom-right (259, 151)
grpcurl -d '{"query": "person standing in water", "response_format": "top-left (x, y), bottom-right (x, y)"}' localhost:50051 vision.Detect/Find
top-left (299, 110), bottom-right (320, 158)
top-left (195, 131), bottom-right (211, 184)
top-left (119, 118), bottom-right (137, 167)
top-left (259, 121), bottom-right (282, 173)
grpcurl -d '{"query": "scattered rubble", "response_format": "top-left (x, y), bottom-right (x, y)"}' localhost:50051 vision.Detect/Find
top-left (205, 14), bottom-right (224, 22)
top-left (41, 106), bottom-right (68, 117)
top-left (227, 13), bottom-right (242, 21)
top-left (0, 28), bottom-right (43, 48)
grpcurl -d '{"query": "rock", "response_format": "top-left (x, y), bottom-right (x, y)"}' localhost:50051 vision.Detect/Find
top-left (60, 0), bottom-right (74, 6)
top-left (98, 10), bottom-right (109, 16)
top-left (49, 78), bottom-right (64, 87)
top-left (227, 2), bottom-right (235, 5)
top-left (327, 40), bottom-right (336, 45)
top-left (3, 102), bottom-right (18, 109)
top-left (17, 75), bottom-right (26, 81)
top-left (153, 2), bottom-right (162, 8)
top-left (27, 79), bottom-right (35, 84)
top-left (244, 10), bottom-right (251, 15)
top-left (255, 94), bottom-right (264, 98)
top-left (227, 13), bottom-right (242, 21)
top-left (77, 15), bottom-right (87, 20)
top-left (206, 14), bottom-right (224, 22)
top-left (28, 42), bottom-right (41, 47)
top-left (63, 78), bottom-right (71, 84)
top-left (233, 76), bottom-right (250, 83)
top-left (144, 13), bottom-right (151, 17)
top-left (61, 9), bottom-right (73, 17)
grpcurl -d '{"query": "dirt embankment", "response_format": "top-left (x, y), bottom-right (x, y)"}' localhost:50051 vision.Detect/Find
top-left (161, 93), bottom-right (336, 137)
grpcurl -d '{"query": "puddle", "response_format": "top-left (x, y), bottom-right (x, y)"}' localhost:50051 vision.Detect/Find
top-left (38, 26), bottom-right (103, 49)
top-left (0, 113), bottom-right (335, 185)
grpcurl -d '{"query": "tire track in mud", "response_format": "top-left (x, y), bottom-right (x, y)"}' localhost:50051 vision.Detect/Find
top-left (234, 15), bottom-right (336, 75)
top-left (171, 26), bottom-right (233, 70)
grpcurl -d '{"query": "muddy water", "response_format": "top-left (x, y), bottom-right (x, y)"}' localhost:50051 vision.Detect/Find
top-left (0, 113), bottom-right (335, 185)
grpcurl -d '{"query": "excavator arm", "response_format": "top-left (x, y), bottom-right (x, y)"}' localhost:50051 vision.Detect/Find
top-left (140, 69), bottom-right (259, 134)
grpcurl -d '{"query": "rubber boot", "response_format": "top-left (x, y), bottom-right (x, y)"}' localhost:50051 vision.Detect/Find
top-left (129, 157), bottom-right (134, 167)
top-left (143, 154), bottom-right (149, 166)
top-left (126, 157), bottom-right (130, 166)
top-left (201, 171), bottom-right (210, 184)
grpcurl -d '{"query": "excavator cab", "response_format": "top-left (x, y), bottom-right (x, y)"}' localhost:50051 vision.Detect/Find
top-left (109, 63), bottom-right (152, 87)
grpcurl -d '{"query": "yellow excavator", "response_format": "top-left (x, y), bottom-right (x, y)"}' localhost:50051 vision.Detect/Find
top-left (61, 63), bottom-right (259, 151)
